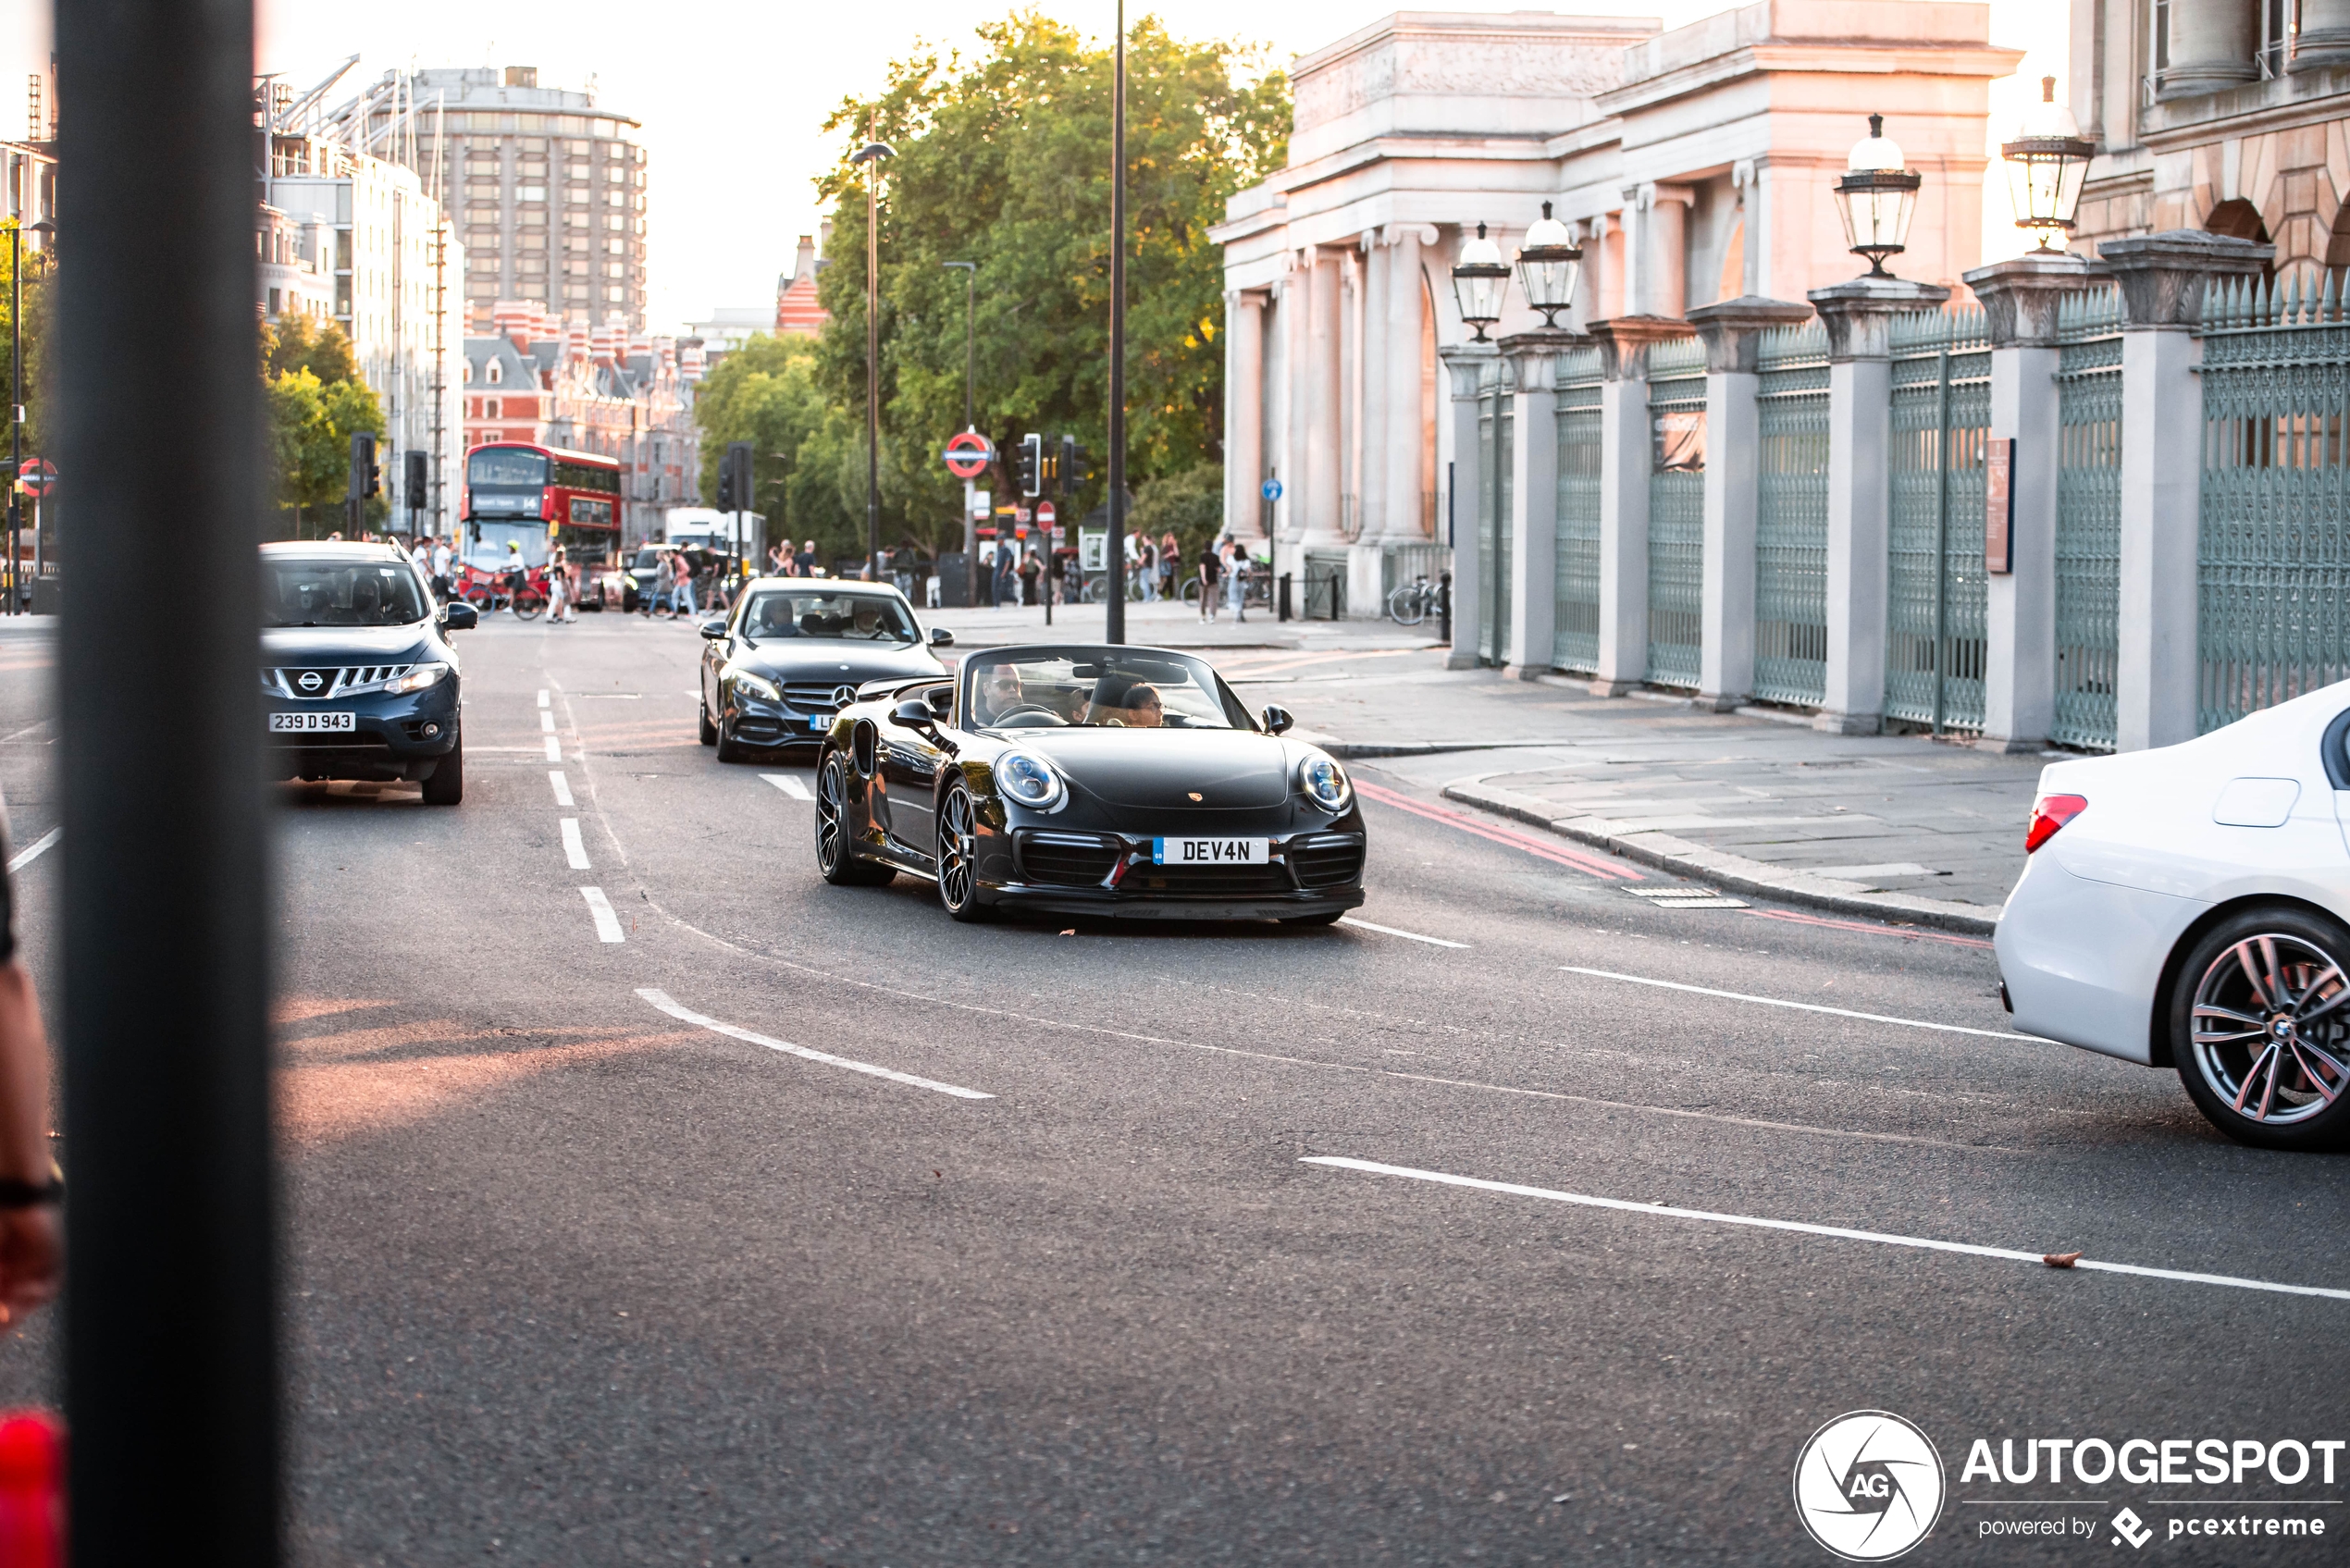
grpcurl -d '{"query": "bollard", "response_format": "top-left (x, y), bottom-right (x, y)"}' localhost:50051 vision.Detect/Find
top-left (1329, 571), bottom-right (1344, 621)
top-left (0, 1412), bottom-right (64, 1568)
top-left (1278, 571), bottom-right (1292, 622)
top-left (1439, 571), bottom-right (1452, 644)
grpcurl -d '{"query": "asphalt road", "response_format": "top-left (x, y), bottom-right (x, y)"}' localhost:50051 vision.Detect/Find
top-left (2, 609), bottom-right (2345, 1566)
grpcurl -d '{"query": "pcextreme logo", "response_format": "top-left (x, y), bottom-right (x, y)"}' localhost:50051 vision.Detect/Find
top-left (1793, 1410), bottom-right (1948, 1562)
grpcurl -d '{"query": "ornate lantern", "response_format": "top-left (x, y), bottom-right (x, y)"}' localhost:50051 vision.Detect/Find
top-left (1450, 222), bottom-right (1508, 341)
top-left (1833, 115), bottom-right (1923, 277)
top-left (1514, 202), bottom-right (1582, 328)
top-left (2002, 77), bottom-right (2097, 253)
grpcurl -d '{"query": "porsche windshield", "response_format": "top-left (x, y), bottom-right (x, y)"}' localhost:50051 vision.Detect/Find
top-left (737, 591), bottom-right (918, 644)
top-left (963, 649), bottom-right (1250, 730)
top-left (262, 560), bottom-right (431, 627)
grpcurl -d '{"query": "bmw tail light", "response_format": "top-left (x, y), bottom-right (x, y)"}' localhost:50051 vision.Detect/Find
top-left (2023, 793), bottom-right (2087, 854)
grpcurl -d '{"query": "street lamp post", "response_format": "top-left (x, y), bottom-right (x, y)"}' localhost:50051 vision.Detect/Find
top-left (1832, 115), bottom-right (1923, 278)
top-left (2001, 78), bottom-right (2097, 253)
top-left (1105, 0), bottom-right (1129, 645)
top-left (850, 139), bottom-right (895, 583)
top-left (1450, 223), bottom-right (1507, 341)
top-left (1513, 203), bottom-right (1582, 329)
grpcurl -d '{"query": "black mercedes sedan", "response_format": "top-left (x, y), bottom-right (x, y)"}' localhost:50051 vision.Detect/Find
top-left (261, 541), bottom-right (478, 804)
top-left (698, 578), bottom-right (953, 761)
top-left (812, 643), bottom-right (1367, 924)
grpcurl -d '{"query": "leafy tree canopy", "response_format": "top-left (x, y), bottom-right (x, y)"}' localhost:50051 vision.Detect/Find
top-left (691, 333), bottom-right (863, 564)
top-left (0, 222), bottom-right (55, 465)
top-left (258, 317), bottom-right (382, 536)
top-left (809, 10), bottom-right (1286, 559)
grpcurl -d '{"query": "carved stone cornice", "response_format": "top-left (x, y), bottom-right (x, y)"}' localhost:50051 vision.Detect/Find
top-left (1437, 340), bottom-right (1501, 400)
top-left (1686, 296), bottom-right (1814, 374)
top-left (2096, 230), bottom-right (2271, 329)
top-left (1496, 327), bottom-right (1586, 387)
top-left (1961, 252), bottom-right (2109, 348)
top-left (1806, 277), bottom-right (1954, 362)
top-left (1586, 315), bottom-right (1691, 382)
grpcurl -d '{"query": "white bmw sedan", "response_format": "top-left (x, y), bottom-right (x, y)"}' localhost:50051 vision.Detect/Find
top-left (1996, 682), bottom-right (2350, 1151)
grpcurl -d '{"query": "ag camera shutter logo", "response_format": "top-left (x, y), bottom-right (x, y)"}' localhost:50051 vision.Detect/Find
top-left (1793, 1410), bottom-right (1946, 1562)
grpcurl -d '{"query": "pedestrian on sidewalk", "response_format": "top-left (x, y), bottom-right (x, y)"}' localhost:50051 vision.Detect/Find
top-left (1225, 539), bottom-right (1249, 623)
top-left (428, 536), bottom-right (453, 602)
top-left (546, 544), bottom-right (572, 624)
top-left (0, 824), bottom-right (61, 1324)
top-left (1158, 533), bottom-right (1180, 604)
top-left (1196, 537), bottom-right (1222, 623)
top-left (767, 542), bottom-right (785, 578)
top-left (672, 549), bottom-right (697, 620)
top-left (1020, 548), bottom-right (1042, 607)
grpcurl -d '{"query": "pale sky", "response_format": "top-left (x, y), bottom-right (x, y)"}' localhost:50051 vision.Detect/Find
top-left (6, 0), bottom-right (2064, 333)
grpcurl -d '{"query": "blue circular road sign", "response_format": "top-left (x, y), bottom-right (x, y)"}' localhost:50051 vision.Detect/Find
top-left (1260, 478), bottom-right (1283, 501)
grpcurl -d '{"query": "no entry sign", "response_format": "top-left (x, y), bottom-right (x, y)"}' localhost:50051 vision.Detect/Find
top-left (942, 431), bottom-right (993, 480)
top-left (1035, 500), bottom-right (1056, 526)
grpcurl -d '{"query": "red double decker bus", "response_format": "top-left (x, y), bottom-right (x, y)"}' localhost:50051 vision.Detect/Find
top-left (461, 442), bottom-right (626, 607)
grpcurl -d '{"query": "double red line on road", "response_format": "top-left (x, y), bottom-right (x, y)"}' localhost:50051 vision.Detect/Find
top-left (1352, 779), bottom-right (1644, 882)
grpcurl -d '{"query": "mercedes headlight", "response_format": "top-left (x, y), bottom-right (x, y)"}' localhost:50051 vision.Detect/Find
top-left (995, 749), bottom-right (1066, 811)
top-left (732, 670), bottom-right (782, 702)
top-left (386, 662), bottom-right (449, 695)
top-left (1297, 753), bottom-right (1352, 812)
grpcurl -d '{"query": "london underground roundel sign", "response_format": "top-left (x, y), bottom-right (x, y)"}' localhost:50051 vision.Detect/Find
top-left (17, 459), bottom-right (56, 498)
top-left (942, 431), bottom-right (993, 480)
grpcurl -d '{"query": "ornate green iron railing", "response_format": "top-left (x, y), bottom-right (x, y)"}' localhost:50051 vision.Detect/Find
top-left (1476, 370), bottom-right (1515, 666)
top-left (1753, 321), bottom-right (1830, 708)
top-left (1886, 307), bottom-right (1990, 735)
top-left (2196, 270), bottom-right (2350, 731)
top-left (1553, 345), bottom-right (1604, 673)
top-left (1645, 333), bottom-right (1706, 689)
top-left (2053, 286), bottom-right (2122, 751)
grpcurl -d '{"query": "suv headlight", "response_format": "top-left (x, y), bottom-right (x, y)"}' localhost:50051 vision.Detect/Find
top-left (386, 662), bottom-right (449, 695)
top-left (732, 670), bottom-right (782, 702)
top-left (1297, 753), bottom-right (1351, 811)
top-left (995, 749), bottom-right (1066, 811)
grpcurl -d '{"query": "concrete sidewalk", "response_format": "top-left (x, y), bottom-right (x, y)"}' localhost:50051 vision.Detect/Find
top-left (1227, 651), bottom-right (2055, 934)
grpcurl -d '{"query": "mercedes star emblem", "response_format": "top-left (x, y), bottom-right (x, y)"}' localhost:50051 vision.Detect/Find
top-left (833, 684), bottom-right (858, 709)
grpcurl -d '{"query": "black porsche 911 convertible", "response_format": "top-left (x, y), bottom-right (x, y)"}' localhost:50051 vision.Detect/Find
top-left (813, 643), bottom-right (1367, 924)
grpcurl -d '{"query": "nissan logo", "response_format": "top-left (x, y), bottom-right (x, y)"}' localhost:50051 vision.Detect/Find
top-left (297, 671), bottom-right (323, 694)
top-left (833, 684), bottom-right (857, 709)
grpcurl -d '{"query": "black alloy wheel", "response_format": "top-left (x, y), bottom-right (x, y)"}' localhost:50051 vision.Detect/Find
top-left (2170, 904), bottom-right (2350, 1151)
top-left (698, 695), bottom-right (717, 746)
top-left (816, 749), bottom-right (894, 887)
top-left (420, 738), bottom-right (464, 806)
top-left (714, 711), bottom-right (749, 764)
top-left (935, 784), bottom-right (991, 922)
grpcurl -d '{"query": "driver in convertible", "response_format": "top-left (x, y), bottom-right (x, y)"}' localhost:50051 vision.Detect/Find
top-left (973, 665), bottom-right (1027, 725)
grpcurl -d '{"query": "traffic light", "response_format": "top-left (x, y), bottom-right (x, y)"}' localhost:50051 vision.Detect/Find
top-left (347, 431), bottom-right (380, 501)
top-left (403, 451), bottom-right (427, 516)
top-left (1018, 433), bottom-right (1042, 499)
top-left (727, 442), bottom-right (755, 513)
top-left (1059, 436), bottom-right (1088, 498)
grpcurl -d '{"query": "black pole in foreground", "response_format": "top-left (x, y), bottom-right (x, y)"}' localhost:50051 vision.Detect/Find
top-left (57, 0), bottom-right (279, 1560)
top-left (853, 139), bottom-right (893, 584)
top-left (1104, 0), bottom-right (1127, 644)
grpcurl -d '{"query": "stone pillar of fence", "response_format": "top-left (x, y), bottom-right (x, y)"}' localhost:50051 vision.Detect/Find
top-left (1806, 277), bottom-right (1952, 734)
top-left (2100, 231), bottom-right (2270, 751)
top-left (1586, 316), bottom-right (1688, 696)
top-left (1498, 329), bottom-right (1579, 679)
top-left (1439, 340), bottom-right (1500, 670)
top-left (1963, 252), bottom-right (2103, 751)
top-left (1688, 297), bottom-right (1814, 711)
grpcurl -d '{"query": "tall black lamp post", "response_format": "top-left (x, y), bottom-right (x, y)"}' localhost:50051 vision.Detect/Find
top-left (850, 138), bottom-right (894, 581)
top-left (1105, 0), bottom-right (1128, 643)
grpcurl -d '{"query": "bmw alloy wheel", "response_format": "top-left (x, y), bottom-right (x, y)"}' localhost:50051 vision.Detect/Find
top-left (2188, 930), bottom-right (2350, 1129)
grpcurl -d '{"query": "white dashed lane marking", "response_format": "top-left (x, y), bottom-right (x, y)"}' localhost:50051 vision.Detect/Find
top-left (542, 735), bottom-right (562, 761)
top-left (561, 818), bottom-right (590, 870)
top-left (580, 887), bottom-right (625, 943)
top-left (549, 771), bottom-right (574, 806)
top-left (1303, 1156), bottom-right (2350, 1303)
top-left (761, 773), bottom-right (813, 801)
top-left (538, 689), bottom-right (550, 709)
top-left (539, 710), bottom-right (556, 733)
top-left (1338, 917), bottom-right (1466, 949)
top-left (1560, 967), bottom-right (2040, 1043)
top-left (637, 988), bottom-right (994, 1100)
top-left (6, 827), bottom-right (59, 873)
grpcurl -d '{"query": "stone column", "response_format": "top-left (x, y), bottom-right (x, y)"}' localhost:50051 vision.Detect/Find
top-left (1587, 316), bottom-right (1688, 696)
top-left (1225, 290), bottom-right (1267, 541)
top-left (2160, 0), bottom-right (2260, 96)
top-left (1439, 341), bottom-right (1500, 670)
top-left (1279, 267), bottom-right (1309, 549)
top-left (2101, 231), bottom-right (2270, 750)
top-left (1360, 240), bottom-right (1390, 541)
top-left (2294, 0), bottom-right (2350, 69)
top-left (1962, 253), bottom-right (2100, 751)
top-left (1639, 185), bottom-right (1694, 321)
top-left (1807, 276), bottom-right (1952, 735)
top-left (1688, 297), bottom-right (1814, 711)
top-left (1382, 226), bottom-right (1435, 538)
top-left (1304, 247), bottom-right (1347, 547)
top-left (1499, 330), bottom-right (1579, 680)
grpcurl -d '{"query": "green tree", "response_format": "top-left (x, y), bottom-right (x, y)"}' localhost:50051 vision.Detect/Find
top-left (0, 222), bottom-right (55, 467)
top-left (691, 333), bottom-right (862, 564)
top-left (259, 323), bottom-right (384, 537)
top-left (1127, 462), bottom-right (1223, 562)
top-left (261, 314), bottom-right (359, 387)
top-left (811, 11), bottom-right (1286, 559)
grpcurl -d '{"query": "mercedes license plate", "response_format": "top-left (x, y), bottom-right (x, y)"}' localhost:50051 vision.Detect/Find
top-left (1153, 836), bottom-right (1268, 866)
top-left (270, 711), bottom-right (355, 733)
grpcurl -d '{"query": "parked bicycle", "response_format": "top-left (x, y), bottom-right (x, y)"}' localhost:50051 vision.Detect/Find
top-left (1387, 575), bottom-right (1441, 626)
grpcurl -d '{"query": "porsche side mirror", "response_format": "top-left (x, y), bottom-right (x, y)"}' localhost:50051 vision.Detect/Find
top-left (1262, 704), bottom-right (1294, 735)
top-left (699, 616), bottom-right (729, 640)
top-left (439, 600), bottom-right (478, 632)
top-left (929, 626), bottom-right (956, 648)
top-left (889, 698), bottom-right (936, 731)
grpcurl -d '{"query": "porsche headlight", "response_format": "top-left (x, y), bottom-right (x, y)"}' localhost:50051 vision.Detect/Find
top-left (386, 662), bottom-right (449, 695)
top-left (732, 670), bottom-right (782, 703)
top-left (995, 749), bottom-right (1066, 811)
top-left (1297, 753), bottom-right (1352, 812)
